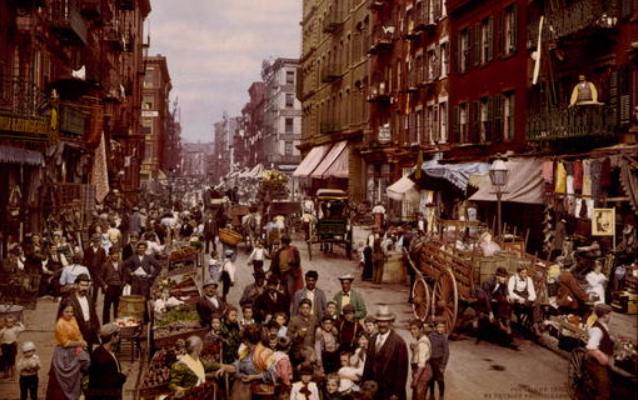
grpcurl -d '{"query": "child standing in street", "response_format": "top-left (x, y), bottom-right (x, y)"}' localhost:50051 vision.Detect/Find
top-left (315, 316), bottom-right (340, 374)
top-left (0, 315), bottom-right (25, 379)
top-left (247, 240), bottom-right (269, 274)
top-left (428, 321), bottom-right (450, 400)
top-left (290, 364), bottom-right (320, 400)
top-left (16, 341), bottom-right (40, 400)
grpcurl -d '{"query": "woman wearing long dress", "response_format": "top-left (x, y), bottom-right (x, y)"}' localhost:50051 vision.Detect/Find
top-left (46, 300), bottom-right (91, 400)
top-left (230, 324), bottom-right (276, 400)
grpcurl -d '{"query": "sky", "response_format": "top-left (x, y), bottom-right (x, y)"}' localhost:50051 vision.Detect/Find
top-left (148, 0), bottom-right (302, 143)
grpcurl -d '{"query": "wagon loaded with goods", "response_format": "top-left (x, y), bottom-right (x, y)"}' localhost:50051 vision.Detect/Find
top-left (168, 244), bottom-right (200, 275)
top-left (406, 218), bottom-right (545, 333)
top-left (307, 189), bottom-right (353, 260)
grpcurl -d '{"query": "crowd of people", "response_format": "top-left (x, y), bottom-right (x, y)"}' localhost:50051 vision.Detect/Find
top-left (0, 188), bottom-right (454, 400)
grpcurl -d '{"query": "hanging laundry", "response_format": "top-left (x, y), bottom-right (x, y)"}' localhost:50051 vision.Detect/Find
top-left (582, 159), bottom-right (592, 197)
top-left (590, 159), bottom-right (602, 200)
top-left (573, 160), bottom-right (583, 192)
top-left (555, 161), bottom-right (567, 193)
top-left (542, 159), bottom-right (554, 184)
top-left (566, 175), bottom-right (576, 214)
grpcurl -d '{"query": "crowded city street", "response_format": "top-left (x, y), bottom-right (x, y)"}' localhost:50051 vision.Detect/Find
top-left (1, 0), bottom-right (638, 400)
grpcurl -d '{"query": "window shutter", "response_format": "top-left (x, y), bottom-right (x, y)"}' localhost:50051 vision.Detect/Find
top-left (487, 17), bottom-right (494, 62)
top-left (469, 101), bottom-right (479, 144)
top-left (473, 23), bottom-right (482, 67)
top-left (493, 95), bottom-right (503, 143)
top-left (450, 105), bottom-right (459, 143)
top-left (486, 97), bottom-right (494, 143)
top-left (409, 112), bottom-right (416, 143)
top-left (433, 104), bottom-right (440, 143)
top-left (456, 32), bottom-right (463, 73)
top-left (510, 5), bottom-right (518, 54)
top-left (495, 11), bottom-right (504, 58)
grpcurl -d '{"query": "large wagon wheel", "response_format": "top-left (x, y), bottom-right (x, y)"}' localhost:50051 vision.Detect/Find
top-left (432, 268), bottom-right (458, 333)
top-left (411, 277), bottom-right (431, 321)
top-left (568, 347), bottom-right (592, 400)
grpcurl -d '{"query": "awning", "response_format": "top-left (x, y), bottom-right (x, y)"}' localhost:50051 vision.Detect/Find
top-left (293, 144), bottom-right (332, 177)
top-left (421, 159), bottom-right (490, 192)
top-left (0, 145), bottom-right (44, 166)
top-left (249, 163), bottom-right (264, 178)
top-left (322, 145), bottom-right (349, 179)
top-left (387, 175), bottom-right (420, 202)
top-left (469, 158), bottom-right (544, 204)
top-left (311, 140), bottom-right (347, 178)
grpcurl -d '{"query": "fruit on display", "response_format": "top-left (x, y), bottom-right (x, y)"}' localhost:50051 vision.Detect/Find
top-left (154, 307), bottom-right (200, 328)
top-left (169, 246), bottom-right (198, 262)
top-left (141, 343), bottom-right (185, 388)
top-left (114, 316), bottom-right (140, 328)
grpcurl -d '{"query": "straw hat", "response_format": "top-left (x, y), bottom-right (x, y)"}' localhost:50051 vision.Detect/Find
top-left (373, 305), bottom-right (395, 322)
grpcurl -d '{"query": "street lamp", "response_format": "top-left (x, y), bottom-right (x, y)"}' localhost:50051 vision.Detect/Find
top-left (489, 157), bottom-right (509, 239)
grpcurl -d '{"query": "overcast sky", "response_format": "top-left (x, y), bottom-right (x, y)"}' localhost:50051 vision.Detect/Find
top-left (148, 0), bottom-right (301, 143)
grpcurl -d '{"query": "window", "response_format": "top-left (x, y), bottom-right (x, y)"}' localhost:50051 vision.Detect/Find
top-left (503, 91), bottom-right (515, 141)
top-left (285, 141), bottom-right (293, 155)
top-left (285, 93), bottom-right (294, 108)
top-left (427, 49), bottom-right (436, 81)
top-left (426, 105), bottom-right (434, 144)
top-left (481, 17), bottom-right (493, 64)
top-left (440, 42), bottom-right (449, 78)
top-left (459, 29), bottom-right (469, 73)
top-left (142, 118), bottom-right (152, 135)
top-left (286, 70), bottom-right (295, 84)
top-left (459, 103), bottom-right (468, 143)
top-left (143, 95), bottom-right (154, 110)
top-left (504, 5), bottom-right (517, 55)
top-left (416, 109), bottom-right (423, 144)
top-left (480, 98), bottom-right (489, 143)
top-left (439, 102), bottom-right (448, 143)
top-left (285, 118), bottom-right (294, 134)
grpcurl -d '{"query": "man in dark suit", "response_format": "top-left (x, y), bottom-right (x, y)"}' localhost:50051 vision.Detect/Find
top-left (254, 275), bottom-right (290, 323)
top-left (121, 233), bottom-right (138, 262)
top-left (196, 279), bottom-right (226, 328)
top-left (58, 273), bottom-right (100, 351)
top-left (101, 247), bottom-right (127, 324)
top-left (270, 235), bottom-right (301, 297)
top-left (83, 235), bottom-right (107, 304)
top-left (123, 242), bottom-right (161, 298)
top-left (362, 305), bottom-right (408, 400)
top-left (203, 212), bottom-right (218, 255)
top-left (87, 323), bottom-right (127, 399)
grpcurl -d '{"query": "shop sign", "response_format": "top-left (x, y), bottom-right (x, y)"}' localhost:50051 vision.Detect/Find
top-left (0, 114), bottom-right (50, 138)
top-left (592, 208), bottom-right (615, 237)
top-left (142, 110), bottom-right (159, 118)
top-left (60, 106), bottom-right (86, 136)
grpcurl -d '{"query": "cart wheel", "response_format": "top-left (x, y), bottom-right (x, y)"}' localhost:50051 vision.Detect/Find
top-left (568, 347), bottom-right (590, 400)
top-left (412, 277), bottom-right (431, 321)
top-left (432, 268), bottom-right (458, 333)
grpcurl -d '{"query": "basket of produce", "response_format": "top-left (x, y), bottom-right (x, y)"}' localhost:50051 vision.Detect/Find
top-left (114, 316), bottom-right (142, 336)
top-left (219, 228), bottom-right (242, 246)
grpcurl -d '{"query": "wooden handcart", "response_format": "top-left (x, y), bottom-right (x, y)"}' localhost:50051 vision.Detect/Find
top-left (406, 218), bottom-right (543, 333)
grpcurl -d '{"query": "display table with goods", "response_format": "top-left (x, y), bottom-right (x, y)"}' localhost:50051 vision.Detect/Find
top-left (151, 304), bottom-right (208, 349)
top-left (168, 245), bottom-right (200, 275)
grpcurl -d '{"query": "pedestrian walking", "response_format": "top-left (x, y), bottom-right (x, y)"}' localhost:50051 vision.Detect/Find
top-left (101, 247), bottom-right (126, 324)
top-left (0, 315), bottom-right (25, 379)
top-left (83, 235), bottom-right (108, 304)
top-left (57, 273), bottom-right (101, 351)
top-left (221, 249), bottom-right (237, 302)
top-left (87, 323), bottom-right (127, 400)
top-left (270, 235), bottom-right (303, 298)
top-left (291, 270), bottom-right (328, 319)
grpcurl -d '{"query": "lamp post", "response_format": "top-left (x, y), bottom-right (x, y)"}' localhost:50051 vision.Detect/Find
top-left (489, 157), bottom-right (509, 239)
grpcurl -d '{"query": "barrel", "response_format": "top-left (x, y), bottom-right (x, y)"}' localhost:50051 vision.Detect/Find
top-left (118, 295), bottom-right (146, 321)
top-left (0, 305), bottom-right (24, 327)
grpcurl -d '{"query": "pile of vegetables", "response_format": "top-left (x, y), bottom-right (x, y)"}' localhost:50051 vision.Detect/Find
top-left (169, 246), bottom-right (198, 262)
top-left (141, 341), bottom-right (185, 388)
top-left (154, 321), bottom-right (202, 339)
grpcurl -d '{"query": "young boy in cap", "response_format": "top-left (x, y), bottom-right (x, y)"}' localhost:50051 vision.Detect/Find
top-left (16, 341), bottom-right (40, 400)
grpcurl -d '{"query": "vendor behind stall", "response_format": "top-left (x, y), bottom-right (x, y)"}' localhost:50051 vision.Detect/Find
top-left (556, 257), bottom-right (591, 316)
top-left (168, 335), bottom-right (235, 396)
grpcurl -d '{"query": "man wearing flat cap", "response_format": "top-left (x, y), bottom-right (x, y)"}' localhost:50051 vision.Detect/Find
top-left (87, 323), bottom-right (127, 399)
top-left (476, 266), bottom-right (512, 337)
top-left (333, 274), bottom-right (367, 320)
top-left (196, 279), bottom-right (226, 328)
top-left (362, 305), bottom-right (408, 400)
top-left (292, 270), bottom-right (327, 319)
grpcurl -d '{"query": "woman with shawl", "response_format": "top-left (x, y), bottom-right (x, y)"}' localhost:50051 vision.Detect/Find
top-left (230, 324), bottom-right (276, 400)
top-left (45, 299), bottom-right (91, 400)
